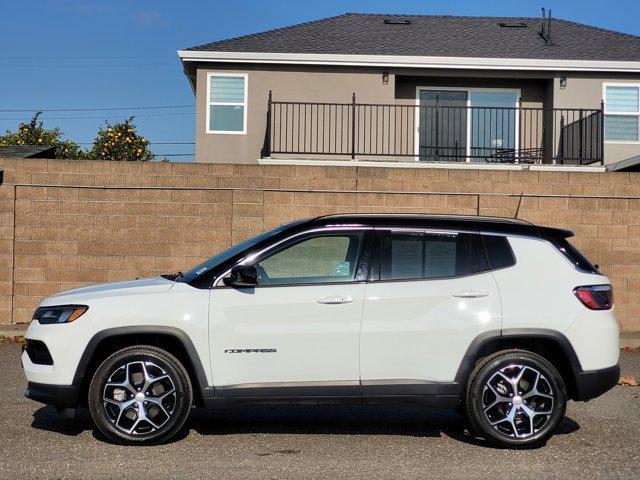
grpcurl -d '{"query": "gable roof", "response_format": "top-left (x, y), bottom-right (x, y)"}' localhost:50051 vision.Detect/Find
top-left (183, 13), bottom-right (640, 62)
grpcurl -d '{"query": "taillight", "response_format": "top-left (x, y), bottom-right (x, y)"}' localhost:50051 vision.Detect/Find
top-left (573, 285), bottom-right (613, 310)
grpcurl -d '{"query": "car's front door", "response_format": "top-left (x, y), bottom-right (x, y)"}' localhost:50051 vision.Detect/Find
top-left (209, 227), bottom-right (371, 397)
top-left (360, 228), bottom-right (502, 394)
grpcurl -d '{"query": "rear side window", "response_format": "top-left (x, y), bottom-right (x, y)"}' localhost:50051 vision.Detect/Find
top-left (482, 235), bottom-right (516, 270)
top-left (551, 237), bottom-right (600, 273)
top-left (379, 231), bottom-right (488, 281)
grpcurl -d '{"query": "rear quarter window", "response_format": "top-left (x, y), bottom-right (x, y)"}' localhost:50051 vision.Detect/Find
top-left (482, 235), bottom-right (516, 270)
top-left (550, 237), bottom-right (600, 274)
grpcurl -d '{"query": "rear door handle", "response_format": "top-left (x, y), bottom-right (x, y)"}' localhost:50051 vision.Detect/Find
top-left (316, 295), bottom-right (354, 305)
top-left (452, 290), bottom-right (490, 298)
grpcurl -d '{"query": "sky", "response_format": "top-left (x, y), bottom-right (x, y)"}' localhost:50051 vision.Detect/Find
top-left (1, 0), bottom-right (639, 162)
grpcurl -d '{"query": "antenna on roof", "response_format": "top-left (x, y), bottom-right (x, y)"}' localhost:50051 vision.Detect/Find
top-left (539, 7), bottom-right (552, 44)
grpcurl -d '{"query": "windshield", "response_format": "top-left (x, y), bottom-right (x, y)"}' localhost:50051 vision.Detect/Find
top-left (177, 220), bottom-right (305, 284)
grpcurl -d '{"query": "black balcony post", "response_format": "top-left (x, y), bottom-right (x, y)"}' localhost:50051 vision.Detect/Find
top-left (558, 115), bottom-right (565, 164)
top-left (351, 93), bottom-right (356, 159)
top-left (518, 98), bottom-right (525, 162)
top-left (434, 95), bottom-right (439, 160)
top-left (262, 90), bottom-right (272, 158)
top-left (600, 100), bottom-right (605, 165)
top-left (578, 108), bottom-right (584, 163)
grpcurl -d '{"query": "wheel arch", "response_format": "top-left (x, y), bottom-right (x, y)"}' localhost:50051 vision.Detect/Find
top-left (455, 329), bottom-right (581, 400)
top-left (74, 326), bottom-right (211, 407)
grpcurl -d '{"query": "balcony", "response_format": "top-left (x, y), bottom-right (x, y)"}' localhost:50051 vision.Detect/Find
top-left (263, 94), bottom-right (604, 166)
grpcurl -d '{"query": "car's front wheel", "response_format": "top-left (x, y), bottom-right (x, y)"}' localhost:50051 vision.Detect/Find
top-left (88, 346), bottom-right (192, 445)
top-left (465, 350), bottom-right (567, 448)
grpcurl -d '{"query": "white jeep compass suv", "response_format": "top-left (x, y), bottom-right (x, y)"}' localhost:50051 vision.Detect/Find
top-left (22, 214), bottom-right (619, 447)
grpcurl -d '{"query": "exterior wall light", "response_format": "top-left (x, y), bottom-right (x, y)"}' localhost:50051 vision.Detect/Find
top-left (559, 77), bottom-right (567, 89)
top-left (382, 72), bottom-right (389, 85)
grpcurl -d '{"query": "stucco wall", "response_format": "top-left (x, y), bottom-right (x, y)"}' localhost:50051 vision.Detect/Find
top-left (1, 157), bottom-right (640, 333)
top-left (195, 64), bottom-right (396, 164)
top-left (192, 64), bottom-right (640, 166)
top-left (553, 75), bottom-right (640, 164)
top-left (394, 75), bottom-right (548, 108)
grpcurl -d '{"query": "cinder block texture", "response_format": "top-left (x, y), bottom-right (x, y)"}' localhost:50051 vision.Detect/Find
top-left (1, 158), bottom-right (639, 332)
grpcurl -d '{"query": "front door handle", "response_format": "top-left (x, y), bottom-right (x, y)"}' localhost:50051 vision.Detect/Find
top-left (316, 295), bottom-right (354, 305)
top-left (452, 290), bottom-right (490, 298)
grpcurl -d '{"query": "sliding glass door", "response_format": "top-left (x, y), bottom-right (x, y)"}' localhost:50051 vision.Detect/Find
top-left (469, 91), bottom-right (518, 162)
top-left (418, 88), bottom-right (519, 162)
top-left (418, 90), bottom-right (468, 162)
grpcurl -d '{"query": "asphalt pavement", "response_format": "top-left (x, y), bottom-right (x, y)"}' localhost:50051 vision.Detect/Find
top-left (1, 343), bottom-right (638, 480)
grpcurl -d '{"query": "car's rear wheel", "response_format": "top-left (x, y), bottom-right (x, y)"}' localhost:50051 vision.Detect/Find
top-left (88, 346), bottom-right (192, 445)
top-left (465, 350), bottom-right (566, 448)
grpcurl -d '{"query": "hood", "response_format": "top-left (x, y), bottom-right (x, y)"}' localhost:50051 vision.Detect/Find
top-left (42, 276), bottom-right (176, 304)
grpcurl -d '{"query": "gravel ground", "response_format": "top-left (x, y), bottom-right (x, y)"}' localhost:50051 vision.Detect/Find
top-left (1, 343), bottom-right (638, 480)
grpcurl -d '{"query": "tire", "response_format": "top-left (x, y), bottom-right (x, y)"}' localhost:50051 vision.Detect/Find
top-left (464, 350), bottom-right (566, 448)
top-left (88, 345), bottom-right (193, 445)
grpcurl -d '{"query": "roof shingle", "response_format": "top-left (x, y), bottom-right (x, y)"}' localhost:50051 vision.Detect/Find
top-left (185, 13), bottom-right (640, 62)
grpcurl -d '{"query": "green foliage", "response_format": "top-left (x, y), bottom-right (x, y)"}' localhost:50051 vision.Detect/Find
top-left (89, 117), bottom-right (154, 161)
top-left (0, 112), bottom-right (84, 159)
top-left (0, 113), bottom-right (156, 161)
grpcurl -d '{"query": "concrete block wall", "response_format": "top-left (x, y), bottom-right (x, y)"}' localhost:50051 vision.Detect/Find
top-left (1, 157), bottom-right (639, 332)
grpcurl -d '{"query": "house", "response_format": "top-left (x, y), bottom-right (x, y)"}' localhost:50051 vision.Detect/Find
top-left (178, 12), bottom-right (640, 168)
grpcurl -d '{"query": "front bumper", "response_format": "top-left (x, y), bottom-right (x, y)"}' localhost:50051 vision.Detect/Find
top-left (22, 316), bottom-right (97, 386)
top-left (24, 382), bottom-right (79, 409)
top-left (573, 363), bottom-right (620, 401)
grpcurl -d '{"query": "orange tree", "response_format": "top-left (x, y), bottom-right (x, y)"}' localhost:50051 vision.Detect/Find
top-left (0, 112), bottom-right (84, 158)
top-left (89, 117), bottom-right (153, 161)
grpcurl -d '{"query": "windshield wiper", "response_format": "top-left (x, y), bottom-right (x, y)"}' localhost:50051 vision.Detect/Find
top-left (161, 271), bottom-right (183, 281)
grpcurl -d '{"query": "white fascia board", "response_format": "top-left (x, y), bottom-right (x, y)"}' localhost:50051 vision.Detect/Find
top-left (178, 50), bottom-right (640, 73)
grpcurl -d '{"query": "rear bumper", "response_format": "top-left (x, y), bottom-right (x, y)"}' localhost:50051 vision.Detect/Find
top-left (24, 382), bottom-right (79, 409)
top-left (573, 364), bottom-right (620, 401)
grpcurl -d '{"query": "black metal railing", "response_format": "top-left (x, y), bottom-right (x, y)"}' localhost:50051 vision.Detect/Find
top-left (263, 92), bottom-right (604, 165)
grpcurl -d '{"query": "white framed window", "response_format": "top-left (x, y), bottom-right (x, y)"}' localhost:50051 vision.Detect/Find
top-left (603, 84), bottom-right (640, 143)
top-left (206, 72), bottom-right (248, 134)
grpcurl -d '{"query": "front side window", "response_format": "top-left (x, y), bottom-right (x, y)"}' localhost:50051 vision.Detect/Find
top-left (379, 231), bottom-right (488, 281)
top-left (604, 85), bottom-right (640, 142)
top-left (252, 232), bottom-right (363, 286)
top-left (177, 220), bottom-right (306, 286)
top-left (207, 74), bottom-right (247, 134)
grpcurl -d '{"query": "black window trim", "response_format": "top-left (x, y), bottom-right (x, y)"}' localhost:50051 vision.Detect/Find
top-left (479, 231), bottom-right (518, 273)
top-left (368, 227), bottom-right (494, 284)
top-left (549, 236), bottom-right (600, 275)
top-left (212, 226), bottom-right (374, 288)
top-left (208, 225), bottom-right (532, 289)
top-left (504, 232), bottom-right (598, 275)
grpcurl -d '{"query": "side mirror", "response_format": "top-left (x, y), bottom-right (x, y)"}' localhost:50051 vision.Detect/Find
top-left (223, 264), bottom-right (258, 287)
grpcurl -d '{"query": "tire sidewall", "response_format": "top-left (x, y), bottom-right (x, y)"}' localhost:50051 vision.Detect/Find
top-left (466, 351), bottom-right (567, 448)
top-left (88, 347), bottom-right (192, 445)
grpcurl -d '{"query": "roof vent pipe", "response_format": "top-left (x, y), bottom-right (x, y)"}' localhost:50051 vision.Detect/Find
top-left (540, 8), bottom-right (552, 44)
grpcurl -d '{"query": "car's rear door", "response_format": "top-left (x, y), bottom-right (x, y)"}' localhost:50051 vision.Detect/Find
top-left (360, 228), bottom-right (502, 394)
top-left (209, 227), bottom-right (371, 397)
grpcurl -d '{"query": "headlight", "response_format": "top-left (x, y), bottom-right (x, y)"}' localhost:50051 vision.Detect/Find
top-left (33, 305), bottom-right (88, 324)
